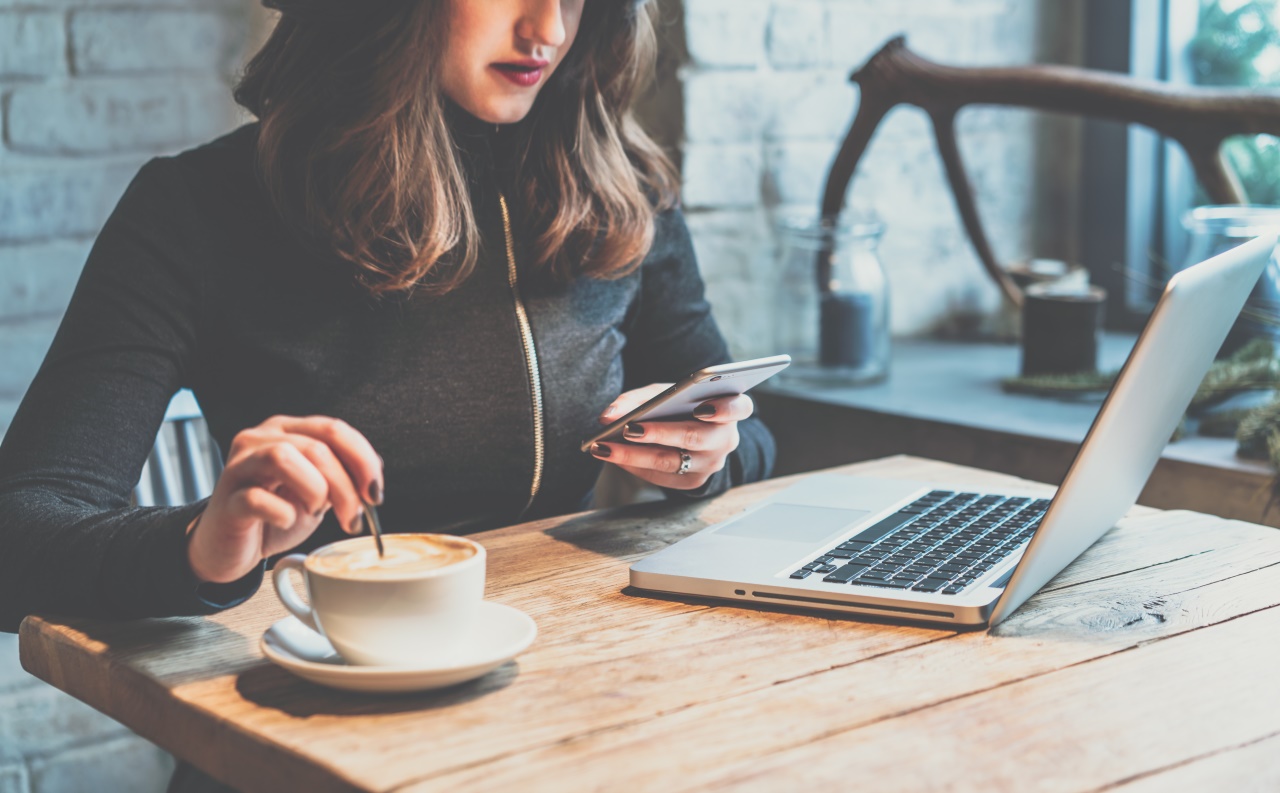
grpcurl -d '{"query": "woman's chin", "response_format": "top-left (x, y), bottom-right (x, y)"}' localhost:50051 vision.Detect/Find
top-left (455, 95), bottom-right (536, 126)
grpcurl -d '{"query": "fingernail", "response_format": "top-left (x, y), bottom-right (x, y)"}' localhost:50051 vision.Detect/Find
top-left (590, 443), bottom-right (612, 459)
top-left (694, 404), bottom-right (716, 418)
top-left (368, 479), bottom-right (383, 505)
top-left (603, 404), bottom-right (618, 417)
top-left (347, 513), bottom-right (363, 535)
top-left (311, 505), bottom-right (328, 519)
top-left (623, 423), bottom-right (645, 439)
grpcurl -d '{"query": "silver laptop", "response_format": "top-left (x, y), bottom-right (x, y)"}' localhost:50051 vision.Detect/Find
top-left (632, 235), bottom-right (1276, 628)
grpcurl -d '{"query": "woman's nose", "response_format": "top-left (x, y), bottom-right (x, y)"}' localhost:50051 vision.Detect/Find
top-left (516, 0), bottom-right (567, 49)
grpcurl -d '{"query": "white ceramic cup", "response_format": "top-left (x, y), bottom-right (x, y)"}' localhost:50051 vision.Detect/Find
top-left (271, 534), bottom-right (486, 667)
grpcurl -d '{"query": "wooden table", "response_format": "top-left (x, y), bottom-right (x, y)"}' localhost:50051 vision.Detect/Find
top-left (19, 456), bottom-right (1280, 792)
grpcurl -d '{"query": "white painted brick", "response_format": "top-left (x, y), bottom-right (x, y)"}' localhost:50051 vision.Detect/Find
top-left (825, 2), bottom-right (1027, 71)
top-left (685, 209), bottom-right (774, 282)
top-left (0, 763), bottom-right (27, 793)
top-left (767, 0), bottom-right (827, 69)
top-left (0, 12), bottom-right (64, 79)
top-left (684, 0), bottom-right (768, 68)
top-left (836, 107), bottom-right (957, 218)
top-left (6, 78), bottom-right (234, 156)
top-left (0, 316), bottom-right (59, 396)
top-left (702, 277), bottom-right (775, 359)
top-left (763, 140), bottom-right (837, 207)
top-left (29, 734), bottom-right (173, 793)
top-left (71, 10), bottom-right (245, 75)
top-left (681, 143), bottom-right (761, 209)
top-left (880, 224), bottom-right (979, 334)
top-left (765, 71), bottom-right (855, 141)
top-left (682, 70), bottom-right (771, 144)
top-left (0, 678), bottom-right (129, 763)
top-left (0, 162), bottom-right (139, 243)
top-left (0, 241), bottom-right (90, 320)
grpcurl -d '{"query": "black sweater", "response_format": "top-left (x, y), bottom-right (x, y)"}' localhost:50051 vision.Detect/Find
top-left (0, 122), bottom-right (775, 633)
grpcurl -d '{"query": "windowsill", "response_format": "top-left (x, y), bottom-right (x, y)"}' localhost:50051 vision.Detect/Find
top-left (756, 333), bottom-right (1277, 526)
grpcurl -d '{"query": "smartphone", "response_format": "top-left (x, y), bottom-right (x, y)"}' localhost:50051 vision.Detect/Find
top-left (580, 354), bottom-right (792, 452)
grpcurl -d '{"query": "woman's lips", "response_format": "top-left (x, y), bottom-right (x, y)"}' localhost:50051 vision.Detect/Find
top-left (491, 61), bottom-right (548, 88)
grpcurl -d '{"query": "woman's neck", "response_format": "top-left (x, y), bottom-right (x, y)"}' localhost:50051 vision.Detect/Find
top-left (444, 98), bottom-right (523, 195)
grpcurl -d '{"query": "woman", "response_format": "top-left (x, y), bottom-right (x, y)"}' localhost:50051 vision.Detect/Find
top-left (0, 0), bottom-right (774, 633)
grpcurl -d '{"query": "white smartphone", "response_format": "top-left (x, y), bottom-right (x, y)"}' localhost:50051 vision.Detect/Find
top-left (580, 354), bottom-right (792, 452)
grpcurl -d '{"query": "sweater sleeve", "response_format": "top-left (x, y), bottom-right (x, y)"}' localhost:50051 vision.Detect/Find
top-left (621, 208), bottom-right (777, 499)
top-left (0, 159), bottom-right (259, 634)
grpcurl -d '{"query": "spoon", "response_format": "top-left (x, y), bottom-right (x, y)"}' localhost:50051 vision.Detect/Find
top-left (363, 501), bottom-right (386, 558)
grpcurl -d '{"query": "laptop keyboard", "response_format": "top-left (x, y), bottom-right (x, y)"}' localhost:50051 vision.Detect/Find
top-left (789, 491), bottom-right (1049, 596)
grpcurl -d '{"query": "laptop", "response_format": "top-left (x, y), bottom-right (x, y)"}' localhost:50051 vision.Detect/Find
top-left (631, 235), bottom-right (1276, 628)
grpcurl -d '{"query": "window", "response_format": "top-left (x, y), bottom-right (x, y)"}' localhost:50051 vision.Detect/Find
top-left (1084, 0), bottom-right (1280, 328)
top-left (1186, 0), bottom-right (1280, 205)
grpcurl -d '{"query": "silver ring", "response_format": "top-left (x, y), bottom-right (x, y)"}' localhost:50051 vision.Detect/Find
top-left (676, 449), bottom-right (692, 475)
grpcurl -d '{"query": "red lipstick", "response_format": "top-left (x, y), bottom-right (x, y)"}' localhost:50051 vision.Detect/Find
top-left (491, 58), bottom-right (550, 88)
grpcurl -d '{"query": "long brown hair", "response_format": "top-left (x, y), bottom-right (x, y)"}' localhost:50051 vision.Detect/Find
top-left (234, 1), bottom-right (678, 295)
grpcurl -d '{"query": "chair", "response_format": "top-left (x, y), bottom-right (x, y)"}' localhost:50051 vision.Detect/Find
top-left (134, 389), bottom-right (222, 508)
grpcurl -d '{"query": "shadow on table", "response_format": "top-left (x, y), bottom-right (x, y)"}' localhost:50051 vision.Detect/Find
top-left (233, 660), bottom-right (519, 718)
top-left (23, 613), bottom-right (265, 689)
top-left (542, 498), bottom-right (710, 560)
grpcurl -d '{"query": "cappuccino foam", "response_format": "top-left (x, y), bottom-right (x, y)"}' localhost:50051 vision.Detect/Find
top-left (307, 534), bottom-right (476, 580)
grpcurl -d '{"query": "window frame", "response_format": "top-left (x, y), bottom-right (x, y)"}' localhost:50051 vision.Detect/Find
top-left (1081, 0), bottom-right (1201, 330)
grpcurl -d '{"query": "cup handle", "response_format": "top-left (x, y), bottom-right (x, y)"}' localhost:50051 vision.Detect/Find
top-left (272, 555), bottom-right (319, 633)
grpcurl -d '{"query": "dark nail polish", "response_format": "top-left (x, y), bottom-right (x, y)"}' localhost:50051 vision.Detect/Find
top-left (348, 513), bottom-right (364, 535)
top-left (623, 423), bottom-right (645, 439)
top-left (311, 505), bottom-right (328, 519)
top-left (368, 479), bottom-right (384, 505)
top-left (694, 404), bottom-right (717, 418)
top-left (590, 443), bottom-right (612, 458)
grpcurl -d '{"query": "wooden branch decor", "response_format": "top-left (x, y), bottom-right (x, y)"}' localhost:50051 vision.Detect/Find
top-left (820, 36), bottom-right (1280, 307)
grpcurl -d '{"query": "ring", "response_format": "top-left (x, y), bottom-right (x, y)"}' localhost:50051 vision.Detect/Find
top-left (676, 449), bottom-right (692, 475)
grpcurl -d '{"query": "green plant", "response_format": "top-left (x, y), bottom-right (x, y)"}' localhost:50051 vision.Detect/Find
top-left (1188, 0), bottom-right (1280, 203)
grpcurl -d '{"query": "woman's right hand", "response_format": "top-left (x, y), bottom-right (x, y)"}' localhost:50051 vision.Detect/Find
top-left (186, 416), bottom-right (384, 584)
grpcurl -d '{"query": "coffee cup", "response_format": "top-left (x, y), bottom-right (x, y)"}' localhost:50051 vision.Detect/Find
top-left (271, 533), bottom-right (485, 666)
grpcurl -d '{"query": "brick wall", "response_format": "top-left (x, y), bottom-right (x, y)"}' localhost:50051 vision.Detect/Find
top-left (0, 2), bottom-right (255, 790)
top-left (674, 0), bottom-right (1084, 355)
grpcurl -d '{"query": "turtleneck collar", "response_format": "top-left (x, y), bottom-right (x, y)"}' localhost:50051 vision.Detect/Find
top-left (444, 97), bottom-right (497, 143)
top-left (443, 98), bottom-right (525, 194)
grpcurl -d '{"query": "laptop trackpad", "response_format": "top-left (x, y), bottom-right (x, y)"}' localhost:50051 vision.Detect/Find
top-left (713, 503), bottom-right (871, 544)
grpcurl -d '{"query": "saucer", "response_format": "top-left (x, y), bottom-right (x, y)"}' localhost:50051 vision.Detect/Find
top-left (260, 601), bottom-right (537, 693)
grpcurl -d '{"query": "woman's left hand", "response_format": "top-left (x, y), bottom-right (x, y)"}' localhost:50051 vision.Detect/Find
top-left (589, 383), bottom-right (754, 490)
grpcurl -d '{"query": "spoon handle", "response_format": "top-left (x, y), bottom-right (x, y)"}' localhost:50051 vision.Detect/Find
top-left (363, 502), bottom-right (386, 558)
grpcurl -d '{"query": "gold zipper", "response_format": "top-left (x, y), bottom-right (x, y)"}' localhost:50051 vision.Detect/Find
top-left (498, 193), bottom-right (546, 514)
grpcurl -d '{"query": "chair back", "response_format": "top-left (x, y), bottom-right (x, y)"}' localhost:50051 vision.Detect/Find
top-left (134, 389), bottom-right (222, 507)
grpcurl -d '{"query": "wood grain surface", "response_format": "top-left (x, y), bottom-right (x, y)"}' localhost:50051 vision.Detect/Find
top-left (18, 456), bottom-right (1280, 792)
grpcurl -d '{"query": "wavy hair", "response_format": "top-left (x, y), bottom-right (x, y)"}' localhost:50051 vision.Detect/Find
top-left (234, 0), bottom-right (679, 295)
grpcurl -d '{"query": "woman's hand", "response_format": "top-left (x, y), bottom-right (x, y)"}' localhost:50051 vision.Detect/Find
top-left (589, 383), bottom-right (753, 490)
top-left (186, 416), bottom-right (383, 584)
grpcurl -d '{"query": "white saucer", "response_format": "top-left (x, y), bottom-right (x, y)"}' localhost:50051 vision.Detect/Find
top-left (260, 601), bottom-right (537, 694)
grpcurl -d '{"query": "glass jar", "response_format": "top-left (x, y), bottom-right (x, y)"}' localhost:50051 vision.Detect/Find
top-left (774, 211), bottom-right (889, 384)
top-left (1181, 205), bottom-right (1280, 353)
